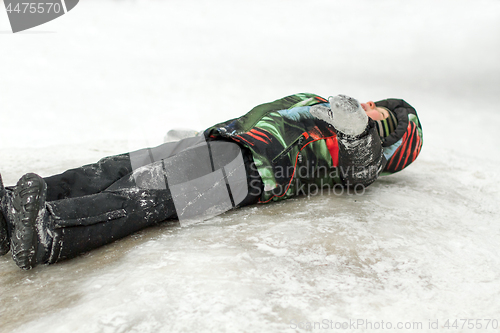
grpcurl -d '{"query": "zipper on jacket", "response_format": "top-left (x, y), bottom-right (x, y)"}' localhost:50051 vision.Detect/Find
top-left (272, 132), bottom-right (308, 164)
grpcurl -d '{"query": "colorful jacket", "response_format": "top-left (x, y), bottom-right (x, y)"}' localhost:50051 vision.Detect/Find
top-left (204, 93), bottom-right (386, 203)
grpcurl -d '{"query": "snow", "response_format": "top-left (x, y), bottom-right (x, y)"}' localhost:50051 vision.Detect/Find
top-left (1, 0), bottom-right (500, 332)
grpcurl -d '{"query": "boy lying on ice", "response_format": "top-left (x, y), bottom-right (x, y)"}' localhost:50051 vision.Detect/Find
top-left (0, 94), bottom-right (422, 270)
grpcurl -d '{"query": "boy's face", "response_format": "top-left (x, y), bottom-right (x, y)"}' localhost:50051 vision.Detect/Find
top-left (361, 101), bottom-right (389, 121)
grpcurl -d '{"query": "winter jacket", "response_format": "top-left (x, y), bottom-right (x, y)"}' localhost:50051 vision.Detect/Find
top-left (205, 93), bottom-right (368, 202)
top-left (204, 93), bottom-right (421, 203)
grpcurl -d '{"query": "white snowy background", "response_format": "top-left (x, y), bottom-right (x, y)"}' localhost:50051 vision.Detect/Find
top-left (1, 0), bottom-right (500, 332)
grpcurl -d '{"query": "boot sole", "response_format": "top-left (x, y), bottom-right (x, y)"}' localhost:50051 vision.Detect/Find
top-left (11, 173), bottom-right (47, 270)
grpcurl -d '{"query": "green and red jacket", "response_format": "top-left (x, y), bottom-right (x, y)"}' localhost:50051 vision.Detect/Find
top-left (204, 93), bottom-right (422, 203)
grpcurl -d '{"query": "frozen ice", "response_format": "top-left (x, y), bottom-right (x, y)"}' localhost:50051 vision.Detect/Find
top-left (329, 95), bottom-right (368, 136)
top-left (1, 0), bottom-right (500, 332)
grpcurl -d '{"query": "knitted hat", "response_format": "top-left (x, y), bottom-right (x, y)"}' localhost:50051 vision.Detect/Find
top-left (374, 108), bottom-right (398, 138)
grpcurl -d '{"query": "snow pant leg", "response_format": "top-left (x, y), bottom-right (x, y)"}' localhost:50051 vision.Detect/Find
top-left (44, 153), bottom-right (133, 201)
top-left (336, 120), bottom-right (386, 187)
top-left (45, 187), bottom-right (176, 264)
top-left (41, 142), bottom-right (262, 264)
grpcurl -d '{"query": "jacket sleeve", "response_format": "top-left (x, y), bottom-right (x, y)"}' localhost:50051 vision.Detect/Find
top-left (203, 93), bottom-right (327, 139)
top-left (336, 120), bottom-right (386, 187)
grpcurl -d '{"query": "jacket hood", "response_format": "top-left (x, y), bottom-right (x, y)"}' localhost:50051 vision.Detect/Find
top-left (374, 99), bottom-right (423, 174)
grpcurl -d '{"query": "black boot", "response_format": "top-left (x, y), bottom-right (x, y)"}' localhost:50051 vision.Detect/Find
top-left (0, 173), bottom-right (10, 255)
top-left (10, 173), bottom-right (52, 270)
top-left (0, 211), bottom-right (8, 255)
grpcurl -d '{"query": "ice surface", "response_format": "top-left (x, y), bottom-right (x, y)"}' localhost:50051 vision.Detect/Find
top-left (1, 0), bottom-right (500, 332)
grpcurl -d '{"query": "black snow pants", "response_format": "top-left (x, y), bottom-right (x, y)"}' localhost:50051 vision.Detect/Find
top-left (40, 139), bottom-right (262, 264)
